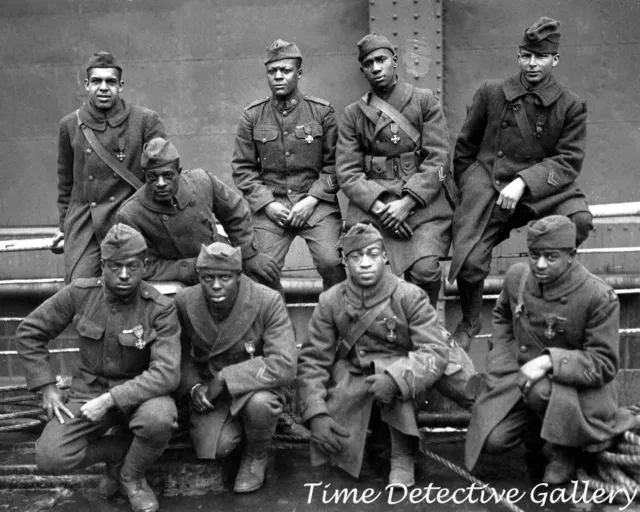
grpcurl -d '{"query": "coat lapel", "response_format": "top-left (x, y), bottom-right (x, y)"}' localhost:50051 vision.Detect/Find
top-left (184, 285), bottom-right (221, 350)
top-left (371, 79), bottom-right (414, 141)
top-left (503, 74), bottom-right (564, 107)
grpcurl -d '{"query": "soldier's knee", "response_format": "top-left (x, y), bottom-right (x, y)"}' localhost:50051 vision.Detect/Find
top-left (215, 420), bottom-right (244, 459)
top-left (133, 398), bottom-right (178, 446)
top-left (483, 428), bottom-right (516, 456)
top-left (244, 391), bottom-right (283, 423)
top-left (458, 252), bottom-right (491, 283)
top-left (407, 256), bottom-right (442, 285)
top-left (569, 211), bottom-right (593, 247)
top-left (35, 438), bottom-right (75, 474)
top-left (525, 377), bottom-right (552, 417)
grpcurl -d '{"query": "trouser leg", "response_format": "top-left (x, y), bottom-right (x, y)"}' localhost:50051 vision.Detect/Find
top-left (406, 255), bottom-right (442, 309)
top-left (253, 226), bottom-right (295, 294)
top-left (388, 426), bottom-right (417, 487)
top-left (568, 211), bottom-right (594, 247)
top-left (483, 399), bottom-right (537, 456)
top-left (66, 235), bottom-right (102, 284)
top-left (302, 213), bottom-right (346, 291)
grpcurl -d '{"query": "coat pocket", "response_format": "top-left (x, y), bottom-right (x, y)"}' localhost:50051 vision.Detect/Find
top-left (294, 121), bottom-right (323, 141)
top-left (117, 328), bottom-right (156, 375)
top-left (253, 125), bottom-right (280, 170)
top-left (75, 315), bottom-right (105, 371)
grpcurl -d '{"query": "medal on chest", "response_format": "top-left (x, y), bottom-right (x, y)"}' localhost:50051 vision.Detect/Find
top-left (379, 316), bottom-right (398, 344)
top-left (244, 341), bottom-right (256, 359)
top-left (390, 123), bottom-right (400, 144)
top-left (544, 315), bottom-right (557, 340)
top-left (123, 325), bottom-right (146, 349)
top-left (304, 125), bottom-right (314, 144)
top-left (116, 138), bottom-right (126, 162)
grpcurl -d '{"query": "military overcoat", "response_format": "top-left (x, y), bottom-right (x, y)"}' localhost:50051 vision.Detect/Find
top-left (465, 261), bottom-right (636, 470)
top-left (450, 74), bottom-right (589, 281)
top-left (336, 78), bottom-right (453, 275)
top-left (175, 275), bottom-right (296, 456)
top-left (296, 271), bottom-right (449, 477)
top-left (17, 278), bottom-right (181, 413)
top-left (231, 90), bottom-right (340, 234)
top-left (57, 100), bottom-right (167, 280)
top-left (117, 169), bottom-right (259, 284)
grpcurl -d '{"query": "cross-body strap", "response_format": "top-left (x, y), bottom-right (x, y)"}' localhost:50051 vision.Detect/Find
top-left (509, 101), bottom-right (542, 154)
top-left (514, 265), bottom-right (547, 351)
top-left (363, 95), bottom-right (421, 146)
top-left (336, 293), bottom-right (392, 359)
top-left (76, 110), bottom-right (143, 190)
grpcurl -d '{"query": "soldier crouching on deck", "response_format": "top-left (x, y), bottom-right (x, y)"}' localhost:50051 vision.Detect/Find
top-left (175, 242), bottom-right (296, 493)
top-left (465, 215), bottom-right (637, 484)
top-left (296, 224), bottom-right (478, 487)
top-left (17, 224), bottom-right (180, 512)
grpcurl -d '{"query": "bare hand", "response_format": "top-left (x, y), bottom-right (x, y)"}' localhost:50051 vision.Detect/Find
top-left (243, 253), bottom-right (281, 284)
top-left (309, 414), bottom-right (350, 455)
top-left (286, 196), bottom-right (319, 228)
top-left (391, 221), bottom-right (413, 240)
top-left (517, 355), bottom-right (552, 394)
top-left (41, 383), bottom-right (74, 424)
top-left (51, 231), bottom-right (65, 255)
top-left (379, 196), bottom-right (417, 231)
top-left (496, 178), bottom-right (527, 211)
top-left (207, 374), bottom-right (226, 402)
top-left (365, 374), bottom-right (399, 404)
top-left (191, 384), bottom-right (215, 413)
top-left (80, 392), bottom-right (114, 422)
top-left (264, 202), bottom-right (291, 228)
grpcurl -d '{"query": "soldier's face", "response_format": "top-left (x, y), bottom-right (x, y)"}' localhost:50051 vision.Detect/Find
top-left (360, 49), bottom-right (397, 90)
top-left (144, 166), bottom-right (180, 204)
top-left (528, 248), bottom-right (574, 284)
top-left (345, 241), bottom-right (387, 288)
top-left (101, 255), bottom-right (147, 298)
top-left (198, 270), bottom-right (241, 310)
top-left (266, 59), bottom-right (302, 98)
top-left (85, 68), bottom-right (123, 111)
top-left (518, 50), bottom-right (559, 86)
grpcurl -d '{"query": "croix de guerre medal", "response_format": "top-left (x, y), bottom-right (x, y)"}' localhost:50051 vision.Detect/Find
top-left (379, 316), bottom-right (398, 344)
top-left (244, 341), bottom-right (256, 359)
top-left (390, 123), bottom-right (400, 144)
top-left (304, 125), bottom-right (314, 144)
top-left (545, 316), bottom-right (556, 340)
top-left (116, 138), bottom-right (126, 162)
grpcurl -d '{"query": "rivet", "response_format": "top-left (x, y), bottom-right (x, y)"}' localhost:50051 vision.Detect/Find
top-left (414, 59), bottom-right (420, 65)
top-left (414, 0), bottom-right (419, 3)
top-left (414, 74), bottom-right (419, 79)
top-left (436, 59), bottom-right (441, 64)
top-left (437, 88), bottom-right (442, 93)
top-left (414, 44), bottom-right (419, 50)
top-left (371, 16), bottom-right (375, 20)
top-left (392, 0), bottom-right (397, 3)
top-left (436, 12), bottom-right (441, 17)
top-left (437, 73), bottom-right (441, 78)
top-left (436, 28), bottom-right (441, 33)
top-left (370, 0), bottom-right (375, 3)
top-left (393, 32), bottom-right (398, 36)
top-left (392, 14), bottom-right (398, 19)
top-left (436, 44), bottom-right (441, 49)
top-left (414, 30), bottom-right (419, 35)
top-left (413, 13), bottom-right (420, 19)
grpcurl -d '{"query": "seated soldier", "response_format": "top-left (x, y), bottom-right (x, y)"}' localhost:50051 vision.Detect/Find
top-left (296, 223), bottom-right (475, 487)
top-left (465, 215), bottom-right (637, 484)
top-left (17, 224), bottom-right (181, 512)
top-left (117, 137), bottom-right (280, 288)
top-left (175, 242), bottom-right (296, 493)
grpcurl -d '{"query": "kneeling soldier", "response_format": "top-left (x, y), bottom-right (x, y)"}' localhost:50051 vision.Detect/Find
top-left (296, 224), bottom-right (461, 487)
top-left (465, 215), bottom-right (636, 484)
top-left (17, 224), bottom-right (181, 512)
top-left (175, 242), bottom-right (296, 493)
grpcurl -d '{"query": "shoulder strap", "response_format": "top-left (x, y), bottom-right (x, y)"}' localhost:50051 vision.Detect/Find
top-left (509, 101), bottom-right (543, 153)
top-left (76, 110), bottom-right (143, 190)
top-left (366, 95), bottom-right (421, 146)
top-left (514, 265), bottom-right (546, 351)
top-left (337, 294), bottom-right (392, 358)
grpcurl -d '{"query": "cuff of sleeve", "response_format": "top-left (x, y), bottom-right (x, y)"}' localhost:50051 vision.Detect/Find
top-left (358, 183), bottom-right (388, 213)
top-left (516, 169), bottom-right (545, 201)
top-left (28, 373), bottom-right (57, 392)
top-left (546, 347), bottom-right (574, 382)
top-left (179, 259), bottom-right (198, 284)
top-left (251, 193), bottom-right (277, 214)
top-left (385, 366), bottom-right (412, 401)
top-left (402, 188), bottom-right (425, 208)
top-left (309, 181), bottom-right (337, 204)
top-left (240, 238), bottom-right (260, 260)
top-left (108, 385), bottom-right (135, 415)
top-left (300, 399), bottom-right (329, 423)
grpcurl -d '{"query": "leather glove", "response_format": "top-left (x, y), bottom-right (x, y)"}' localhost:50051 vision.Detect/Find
top-left (309, 414), bottom-right (350, 455)
top-left (365, 373), bottom-right (400, 404)
top-left (242, 252), bottom-right (280, 285)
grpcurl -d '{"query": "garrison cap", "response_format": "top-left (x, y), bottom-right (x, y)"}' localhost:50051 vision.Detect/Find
top-left (341, 223), bottom-right (383, 256)
top-left (101, 223), bottom-right (147, 260)
top-left (357, 34), bottom-right (396, 62)
top-left (86, 51), bottom-right (122, 73)
top-left (141, 138), bottom-right (180, 171)
top-left (264, 39), bottom-right (303, 65)
top-left (520, 17), bottom-right (561, 54)
top-left (196, 242), bottom-right (242, 271)
top-left (527, 215), bottom-right (576, 250)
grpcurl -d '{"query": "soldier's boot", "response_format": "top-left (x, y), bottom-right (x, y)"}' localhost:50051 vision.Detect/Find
top-left (234, 436), bottom-right (271, 493)
top-left (420, 280), bottom-right (441, 312)
top-left (388, 427), bottom-right (416, 488)
top-left (542, 444), bottom-right (578, 485)
top-left (451, 279), bottom-right (484, 351)
top-left (119, 439), bottom-right (165, 512)
top-left (276, 408), bottom-right (310, 441)
top-left (94, 436), bottom-right (130, 499)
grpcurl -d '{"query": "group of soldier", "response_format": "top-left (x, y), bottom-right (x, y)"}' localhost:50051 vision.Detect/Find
top-left (14, 14), bottom-right (637, 512)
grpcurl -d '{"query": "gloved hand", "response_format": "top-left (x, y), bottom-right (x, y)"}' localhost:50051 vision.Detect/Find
top-left (309, 414), bottom-right (350, 455)
top-left (365, 373), bottom-right (400, 404)
top-left (206, 373), bottom-right (226, 402)
top-left (242, 252), bottom-right (280, 285)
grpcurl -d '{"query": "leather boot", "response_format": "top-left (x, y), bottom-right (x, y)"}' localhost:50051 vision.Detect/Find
top-left (542, 444), bottom-right (577, 485)
top-left (388, 427), bottom-right (416, 488)
top-left (234, 437), bottom-right (271, 493)
top-left (420, 280), bottom-right (442, 312)
top-left (451, 279), bottom-right (484, 351)
top-left (78, 435), bottom-right (129, 500)
top-left (120, 439), bottom-right (165, 512)
top-left (276, 407), bottom-right (310, 441)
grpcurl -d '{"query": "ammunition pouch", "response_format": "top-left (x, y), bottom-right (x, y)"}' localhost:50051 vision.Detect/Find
top-left (364, 151), bottom-right (416, 181)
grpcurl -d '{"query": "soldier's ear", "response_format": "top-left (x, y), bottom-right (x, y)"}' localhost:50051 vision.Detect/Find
top-left (382, 251), bottom-right (388, 264)
top-left (297, 67), bottom-right (303, 79)
top-left (392, 54), bottom-right (398, 68)
top-left (551, 54), bottom-right (560, 68)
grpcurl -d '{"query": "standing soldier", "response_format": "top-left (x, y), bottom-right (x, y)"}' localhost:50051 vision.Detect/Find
top-left (232, 39), bottom-right (346, 292)
top-left (18, 224), bottom-right (181, 512)
top-left (117, 138), bottom-right (280, 287)
top-left (465, 216), bottom-right (636, 484)
top-left (336, 34), bottom-right (454, 308)
top-left (449, 17), bottom-right (593, 350)
top-left (52, 51), bottom-right (167, 283)
top-left (175, 242), bottom-right (297, 493)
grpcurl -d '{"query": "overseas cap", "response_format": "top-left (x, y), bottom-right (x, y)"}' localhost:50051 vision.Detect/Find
top-left (527, 215), bottom-right (576, 250)
top-left (196, 242), bottom-right (242, 271)
top-left (357, 34), bottom-right (396, 62)
top-left (341, 223), bottom-right (383, 256)
top-left (264, 39), bottom-right (303, 65)
top-left (520, 17), bottom-right (561, 54)
top-left (141, 138), bottom-right (180, 171)
top-left (101, 223), bottom-right (147, 260)
top-left (86, 51), bottom-right (122, 73)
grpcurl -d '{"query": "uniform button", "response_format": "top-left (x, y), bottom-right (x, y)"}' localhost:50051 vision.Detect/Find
top-left (497, 151), bottom-right (504, 158)
top-left (285, 151), bottom-right (290, 156)
top-left (109, 196), bottom-right (115, 202)
top-left (162, 214), bottom-right (169, 221)
top-left (180, 262), bottom-right (187, 267)
top-left (560, 297), bottom-right (568, 304)
top-left (143, 291), bottom-right (149, 297)
top-left (283, 131), bottom-right (288, 136)
top-left (97, 279), bottom-right (102, 285)
top-left (535, 99), bottom-right (541, 106)
top-left (359, 349), bottom-right (366, 356)
top-left (495, 179), bottom-right (501, 186)
top-left (283, 111), bottom-right (288, 116)
top-left (562, 358), bottom-right (569, 364)
top-left (86, 148), bottom-right (93, 155)
top-left (524, 155), bottom-right (531, 160)
top-left (536, 126), bottom-right (543, 133)
top-left (189, 199), bottom-right (196, 206)
top-left (111, 306), bottom-right (117, 313)
top-left (520, 345), bottom-right (528, 352)
top-left (375, 140), bottom-right (380, 144)
top-left (291, 99), bottom-right (297, 106)
top-left (501, 121), bottom-right (508, 128)
top-left (88, 175), bottom-right (94, 181)
top-left (113, 173), bottom-right (119, 179)
top-left (90, 202), bottom-right (97, 208)
top-left (262, 138), bottom-right (267, 142)
top-left (287, 189), bottom-right (293, 194)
